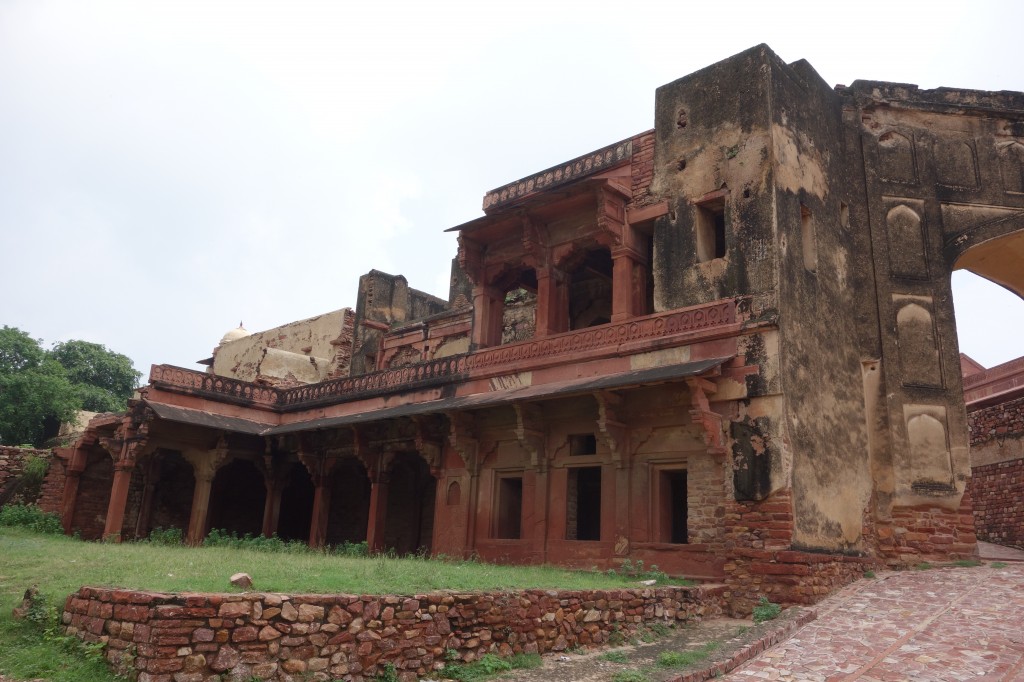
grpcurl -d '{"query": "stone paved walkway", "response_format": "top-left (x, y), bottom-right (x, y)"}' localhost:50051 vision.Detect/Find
top-left (724, 564), bottom-right (1024, 681)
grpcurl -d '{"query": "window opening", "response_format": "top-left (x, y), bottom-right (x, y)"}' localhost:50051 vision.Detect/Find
top-left (500, 270), bottom-right (537, 345)
top-left (695, 197), bottom-right (726, 262)
top-left (566, 466), bottom-right (602, 541)
top-left (569, 433), bottom-right (597, 456)
top-left (568, 249), bottom-right (613, 330)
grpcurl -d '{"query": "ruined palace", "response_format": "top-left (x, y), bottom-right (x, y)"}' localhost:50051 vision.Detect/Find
top-left (53, 45), bottom-right (1024, 608)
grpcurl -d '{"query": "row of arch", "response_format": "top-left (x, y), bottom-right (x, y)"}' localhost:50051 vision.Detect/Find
top-left (70, 449), bottom-right (437, 555)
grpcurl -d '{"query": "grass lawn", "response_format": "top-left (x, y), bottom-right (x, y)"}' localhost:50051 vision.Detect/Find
top-left (0, 527), bottom-right (662, 681)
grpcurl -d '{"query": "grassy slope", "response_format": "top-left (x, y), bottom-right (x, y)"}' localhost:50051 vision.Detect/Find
top-left (0, 528), bottom-right (650, 681)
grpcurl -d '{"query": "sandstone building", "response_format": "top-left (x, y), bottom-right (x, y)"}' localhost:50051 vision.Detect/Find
top-left (55, 45), bottom-right (1024, 608)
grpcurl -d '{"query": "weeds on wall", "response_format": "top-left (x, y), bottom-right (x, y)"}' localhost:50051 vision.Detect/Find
top-left (751, 596), bottom-right (781, 624)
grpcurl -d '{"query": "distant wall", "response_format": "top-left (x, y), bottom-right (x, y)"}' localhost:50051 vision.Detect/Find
top-left (63, 585), bottom-right (726, 681)
top-left (0, 446), bottom-right (62, 509)
top-left (968, 394), bottom-right (1024, 549)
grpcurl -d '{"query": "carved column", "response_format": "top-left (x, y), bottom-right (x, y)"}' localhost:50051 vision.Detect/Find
top-left (101, 431), bottom-right (147, 542)
top-left (514, 403), bottom-right (549, 553)
top-left (535, 266), bottom-right (568, 337)
top-left (365, 454), bottom-right (393, 553)
top-left (448, 412), bottom-right (485, 555)
top-left (471, 284), bottom-right (505, 348)
top-left (610, 247), bottom-right (647, 322)
top-left (183, 442), bottom-right (230, 546)
top-left (302, 451), bottom-right (341, 549)
top-left (260, 455), bottom-right (288, 539)
top-left (595, 391), bottom-right (631, 553)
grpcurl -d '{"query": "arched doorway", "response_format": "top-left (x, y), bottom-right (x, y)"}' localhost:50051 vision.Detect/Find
top-left (147, 451), bottom-right (195, 535)
top-left (208, 458), bottom-right (265, 537)
top-left (326, 457), bottom-right (371, 546)
top-left (277, 461), bottom-right (314, 542)
top-left (383, 453), bottom-right (436, 555)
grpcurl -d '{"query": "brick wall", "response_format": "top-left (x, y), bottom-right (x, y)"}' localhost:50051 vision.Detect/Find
top-left (0, 446), bottom-right (59, 508)
top-left (64, 584), bottom-right (726, 682)
top-left (969, 459), bottom-right (1024, 549)
top-left (968, 395), bottom-right (1024, 446)
top-left (968, 394), bottom-right (1024, 550)
top-left (630, 131), bottom-right (656, 206)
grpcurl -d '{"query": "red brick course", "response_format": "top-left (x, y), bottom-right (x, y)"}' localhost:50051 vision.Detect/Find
top-left (63, 585), bottom-right (727, 681)
top-left (967, 394), bottom-right (1024, 550)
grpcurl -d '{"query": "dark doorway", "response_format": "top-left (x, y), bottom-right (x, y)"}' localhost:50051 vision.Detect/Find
top-left (659, 470), bottom-right (688, 544)
top-left (277, 462), bottom-right (314, 542)
top-left (566, 466), bottom-right (602, 541)
top-left (71, 451), bottom-right (113, 540)
top-left (149, 451), bottom-right (195, 535)
top-left (208, 459), bottom-right (265, 537)
top-left (383, 453), bottom-right (436, 555)
top-left (326, 457), bottom-right (371, 546)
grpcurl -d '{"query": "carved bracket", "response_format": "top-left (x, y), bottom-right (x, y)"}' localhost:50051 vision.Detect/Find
top-left (686, 378), bottom-right (726, 454)
top-left (513, 403), bottom-right (547, 472)
top-left (183, 437), bottom-right (232, 483)
top-left (447, 412), bottom-right (482, 476)
top-left (594, 390), bottom-right (628, 468)
top-left (412, 415), bottom-right (444, 477)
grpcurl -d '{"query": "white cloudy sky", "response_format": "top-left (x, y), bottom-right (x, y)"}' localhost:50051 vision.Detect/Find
top-left (1, 0), bottom-right (1022, 379)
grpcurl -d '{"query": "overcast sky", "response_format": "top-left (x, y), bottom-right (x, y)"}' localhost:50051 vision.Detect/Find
top-left (1, 0), bottom-right (1022, 381)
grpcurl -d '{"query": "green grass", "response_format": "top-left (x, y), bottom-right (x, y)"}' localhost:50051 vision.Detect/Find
top-left (0, 527), bottom-right (652, 681)
top-left (442, 653), bottom-right (541, 681)
top-left (601, 650), bottom-right (630, 663)
top-left (952, 559), bottom-right (981, 568)
top-left (656, 641), bottom-right (719, 668)
top-left (752, 596), bottom-right (781, 624)
top-left (990, 561), bottom-right (1008, 568)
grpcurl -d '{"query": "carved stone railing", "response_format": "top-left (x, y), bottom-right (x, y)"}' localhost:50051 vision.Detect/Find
top-left (150, 299), bottom-right (738, 411)
top-left (464, 299), bottom-right (736, 372)
top-left (149, 365), bottom-right (281, 407)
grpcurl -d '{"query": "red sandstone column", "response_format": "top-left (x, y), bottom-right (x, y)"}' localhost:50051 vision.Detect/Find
top-left (535, 267), bottom-right (568, 336)
top-left (471, 285), bottom-right (504, 348)
top-left (308, 477), bottom-right (332, 548)
top-left (102, 461), bottom-right (135, 542)
top-left (185, 463), bottom-right (217, 546)
top-left (261, 479), bottom-right (284, 538)
top-left (133, 458), bottom-right (160, 539)
top-left (610, 252), bottom-right (637, 323)
top-left (366, 479), bottom-right (389, 553)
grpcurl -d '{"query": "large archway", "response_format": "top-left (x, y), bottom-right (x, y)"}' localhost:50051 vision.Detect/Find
top-left (208, 458), bottom-right (265, 538)
top-left (383, 453), bottom-right (436, 555)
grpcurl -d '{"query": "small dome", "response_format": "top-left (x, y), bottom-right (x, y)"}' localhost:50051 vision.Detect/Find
top-left (219, 322), bottom-right (250, 345)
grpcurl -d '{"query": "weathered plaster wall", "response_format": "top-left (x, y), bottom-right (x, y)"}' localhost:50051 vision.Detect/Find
top-left (213, 309), bottom-right (353, 386)
top-left (769, 56), bottom-right (876, 552)
top-left (63, 585), bottom-right (726, 682)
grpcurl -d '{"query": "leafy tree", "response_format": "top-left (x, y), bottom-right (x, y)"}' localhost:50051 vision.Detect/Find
top-left (0, 327), bottom-right (141, 445)
top-left (50, 340), bottom-right (140, 412)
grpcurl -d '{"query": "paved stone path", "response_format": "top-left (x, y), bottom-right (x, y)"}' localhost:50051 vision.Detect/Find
top-left (724, 563), bottom-right (1024, 681)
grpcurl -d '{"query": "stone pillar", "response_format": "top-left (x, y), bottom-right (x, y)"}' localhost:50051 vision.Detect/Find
top-left (308, 476), bottom-right (332, 548)
top-left (366, 475), bottom-right (390, 553)
top-left (102, 461), bottom-right (135, 542)
top-left (471, 285), bottom-right (504, 348)
top-left (535, 267), bottom-right (568, 337)
top-left (611, 250), bottom-right (639, 322)
top-left (183, 448), bottom-right (229, 546)
top-left (133, 457), bottom-right (161, 539)
top-left (261, 478), bottom-right (284, 538)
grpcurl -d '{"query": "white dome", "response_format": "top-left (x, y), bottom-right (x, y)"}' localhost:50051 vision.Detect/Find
top-left (219, 323), bottom-right (250, 345)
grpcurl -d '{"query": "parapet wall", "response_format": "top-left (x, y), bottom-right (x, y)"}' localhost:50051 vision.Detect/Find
top-left (63, 585), bottom-right (727, 682)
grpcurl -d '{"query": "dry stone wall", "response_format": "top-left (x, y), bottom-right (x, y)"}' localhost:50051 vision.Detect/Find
top-left (0, 446), bottom-right (61, 508)
top-left (63, 585), bottom-right (726, 681)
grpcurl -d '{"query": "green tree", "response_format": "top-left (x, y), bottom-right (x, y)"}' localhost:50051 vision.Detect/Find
top-left (50, 340), bottom-right (141, 412)
top-left (0, 327), bottom-right (142, 445)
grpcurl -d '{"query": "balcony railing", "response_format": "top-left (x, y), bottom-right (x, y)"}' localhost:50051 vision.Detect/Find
top-left (149, 298), bottom-right (737, 411)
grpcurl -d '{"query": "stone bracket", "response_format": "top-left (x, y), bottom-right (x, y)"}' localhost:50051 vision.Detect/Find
top-left (513, 402), bottom-right (547, 472)
top-left (686, 378), bottom-right (726, 455)
top-left (594, 390), bottom-right (628, 468)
